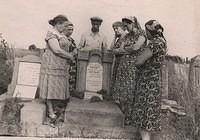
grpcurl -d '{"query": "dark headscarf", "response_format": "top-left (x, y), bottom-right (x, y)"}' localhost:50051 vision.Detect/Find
top-left (122, 16), bottom-right (145, 40)
top-left (145, 20), bottom-right (165, 40)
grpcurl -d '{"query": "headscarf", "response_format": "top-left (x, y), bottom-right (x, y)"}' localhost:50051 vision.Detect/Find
top-left (112, 21), bottom-right (123, 28)
top-left (145, 20), bottom-right (165, 40)
top-left (122, 16), bottom-right (145, 41)
top-left (122, 16), bottom-right (143, 31)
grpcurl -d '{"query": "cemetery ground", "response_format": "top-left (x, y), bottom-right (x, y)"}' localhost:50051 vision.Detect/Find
top-left (0, 44), bottom-right (199, 140)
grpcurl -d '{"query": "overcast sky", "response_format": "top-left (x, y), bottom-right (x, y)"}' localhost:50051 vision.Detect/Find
top-left (0, 0), bottom-right (199, 58)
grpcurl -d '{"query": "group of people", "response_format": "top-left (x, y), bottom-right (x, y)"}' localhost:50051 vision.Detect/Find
top-left (39, 14), bottom-right (167, 140)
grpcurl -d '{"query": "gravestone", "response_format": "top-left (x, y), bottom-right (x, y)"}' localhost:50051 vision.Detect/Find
top-left (76, 50), bottom-right (113, 99)
top-left (85, 50), bottom-right (103, 99)
top-left (65, 50), bottom-right (125, 137)
top-left (0, 55), bottom-right (47, 136)
top-left (7, 55), bottom-right (41, 99)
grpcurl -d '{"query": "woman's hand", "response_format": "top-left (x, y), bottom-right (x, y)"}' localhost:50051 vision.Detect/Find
top-left (124, 46), bottom-right (134, 52)
top-left (135, 47), bottom-right (152, 66)
top-left (72, 48), bottom-right (78, 56)
top-left (112, 47), bottom-right (126, 54)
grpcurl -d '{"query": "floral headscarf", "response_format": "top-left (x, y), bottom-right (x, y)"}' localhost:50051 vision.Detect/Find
top-left (145, 20), bottom-right (165, 40)
top-left (122, 16), bottom-right (143, 31)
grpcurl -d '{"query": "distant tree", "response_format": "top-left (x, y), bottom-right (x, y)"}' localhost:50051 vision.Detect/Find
top-left (0, 34), bottom-right (13, 95)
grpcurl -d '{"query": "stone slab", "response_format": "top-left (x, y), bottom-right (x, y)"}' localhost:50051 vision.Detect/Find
top-left (20, 100), bottom-right (46, 124)
top-left (65, 98), bottom-right (124, 128)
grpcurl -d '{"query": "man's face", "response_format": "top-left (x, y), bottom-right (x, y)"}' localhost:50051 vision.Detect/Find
top-left (91, 21), bottom-right (101, 32)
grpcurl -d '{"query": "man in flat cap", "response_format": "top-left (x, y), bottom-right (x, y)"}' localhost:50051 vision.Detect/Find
top-left (78, 16), bottom-right (108, 51)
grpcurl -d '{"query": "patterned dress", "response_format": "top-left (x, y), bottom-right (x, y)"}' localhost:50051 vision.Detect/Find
top-left (67, 37), bottom-right (77, 94)
top-left (132, 36), bottom-right (167, 131)
top-left (110, 37), bottom-right (123, 94)
top-left (112, 31), bottom-right (146, 125)
top-left (39, 31), bottom-right (70, 100)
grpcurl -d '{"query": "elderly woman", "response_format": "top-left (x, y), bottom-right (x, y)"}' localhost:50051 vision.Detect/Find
top-left (112, 16), bottom-right (146, 125)
top-left (39, 15), bottom-right (74, 127)
top-left (132, 20), bottom-right (167, 140)
top-left (62, 21), bottom-right (78, 95)
top-left (110, 21), bottom-right (126, 94)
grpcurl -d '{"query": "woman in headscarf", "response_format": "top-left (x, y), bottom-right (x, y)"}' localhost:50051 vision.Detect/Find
top-left (112, 16), bottom-right (146, 125)
top-left (132, 20), bottom-right (167, 140)
top-left (110, 21), bottom-right (127, 95)
top-left (39, 15), bottom-right (74, 127)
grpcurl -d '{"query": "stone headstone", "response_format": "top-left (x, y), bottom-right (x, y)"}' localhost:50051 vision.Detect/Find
top-left (7, 55), bottom-right (41, 99)
top-left (76, 50), bottom-right (113, 97)
top-left (84, 50), bottom-right (103, 99)
top-left (86, 63), bottom-right (103, 92)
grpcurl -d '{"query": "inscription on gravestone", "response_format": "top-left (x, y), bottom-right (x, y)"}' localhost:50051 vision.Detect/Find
top-left (85, 62), bottom-right (103, 100)
top-left (13, 61), bottom-right (41, 98)
top-left (86, 63), bottom-right (103, 92)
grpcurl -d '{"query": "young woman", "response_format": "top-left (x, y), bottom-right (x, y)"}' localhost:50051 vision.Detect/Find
top-left (62, 21), bottom-right (78, 95)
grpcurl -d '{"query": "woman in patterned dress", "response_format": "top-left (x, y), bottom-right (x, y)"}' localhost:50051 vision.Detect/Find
top-left (133, 20), bottom-right (167, 140)
top-left (62, 22), bottom-right (78, 95)
top-left (112, 16), bottom-right (146, 125)
top-left (39, 15), bottom-right (74, 127)
top-left (110, 21), bottom-right (127, 95)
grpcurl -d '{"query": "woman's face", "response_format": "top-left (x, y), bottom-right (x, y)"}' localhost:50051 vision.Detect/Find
top-left (55, 21), bottom-right (68, 33)
top-left (63, 25), bottom-right (74, 37)
top-left (123, 21), bottom-right (136, 33)
top-left (113, 26), bottom-right (124, 37)
top-left (145, 28), bottom-right (152, 39)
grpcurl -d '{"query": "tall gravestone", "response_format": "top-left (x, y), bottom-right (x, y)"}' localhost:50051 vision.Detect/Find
top-left (85, 50), bottom-right (103, 99)
top-left (76, 50), bottom-right (113, 98)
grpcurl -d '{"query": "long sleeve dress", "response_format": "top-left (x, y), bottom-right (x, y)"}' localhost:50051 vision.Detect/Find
top-left (132, 36), bottom-right (167, 132)
top-left (112, 31), bottom-right (146, 125)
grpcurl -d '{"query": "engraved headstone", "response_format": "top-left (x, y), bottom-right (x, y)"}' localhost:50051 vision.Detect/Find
top-left (85, 63), bottom-right (103, 91)
top-left (6, 55), bottom-right (41, 99)
top-left (84, 50), bottom-right (103, 99)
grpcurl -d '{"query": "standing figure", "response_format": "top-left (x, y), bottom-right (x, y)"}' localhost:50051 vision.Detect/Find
top-left (133, 20), bottom-right (167, 140)
top-left (110, 21), bottom-right (127, 94)
top-left (78, 16), bottom-right (107, 52)
top-left (39, 15), bottom-right (74, 127)
top-left (62, 21), bottom-right (78, 95)
top-left (112, 16), bottom-right (146, 125)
